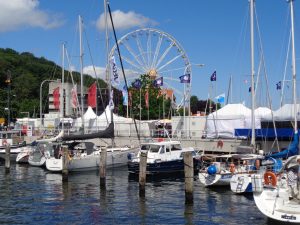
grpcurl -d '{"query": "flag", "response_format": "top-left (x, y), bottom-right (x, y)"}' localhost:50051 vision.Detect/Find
top-left (249, 86), bottom-right (251, 92)
top-left (179, 74), bottom-right (190, 83)
top-left (215, 93), bottom-right (225, 103)
top-left (53, 87), bottom-right (60, 110)
top-left (122, 85), bottom-right (128, 105)
top-left (109, 89), bottom-right (114, 110)
top-left (153, 77), bottom-right (163, 87)
top-left (132, 79), bottom-right (142, 89)
top-left (145, 90), bottom-right (149, 109)
top-left (210, 71), bottom-right (216, 81)
top-left (71, 85), bottom-right (78, 108)
top-left (110, 56), bottom-right (120, 87)
top-left (88, 82), bottom-right (97, 108)
top-left (276, 81), bottom-right (281, 90)
top-left (128, 91), bottom-right (132, 107)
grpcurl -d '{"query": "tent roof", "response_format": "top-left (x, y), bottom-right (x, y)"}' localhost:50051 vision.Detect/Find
top-left (208, 103), bottom-right (251, 119)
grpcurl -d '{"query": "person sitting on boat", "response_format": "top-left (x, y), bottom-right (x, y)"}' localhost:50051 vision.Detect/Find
top-left (287, 166), bottom-right (298, 200)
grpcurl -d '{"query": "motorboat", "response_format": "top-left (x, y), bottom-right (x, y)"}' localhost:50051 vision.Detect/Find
top-left (127, 140), bottom-right (201, 175)
top-left (0, 130), bottom-right (26, 161)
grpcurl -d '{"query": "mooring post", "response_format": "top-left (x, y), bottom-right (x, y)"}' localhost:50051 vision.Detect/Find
top-left (100, 146), bottom-right (107, 189)
top-left (62, 147), bottom-right (69, 182)
top-left (184, 151), bottom-right (193, 204)
top-left (139, 150), bottom-right (147, 197)
top-left (5, 144), bottom-right (10, 172)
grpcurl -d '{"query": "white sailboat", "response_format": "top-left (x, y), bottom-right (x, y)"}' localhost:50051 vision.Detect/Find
top-left (252, 0), bottom-right (300, 223)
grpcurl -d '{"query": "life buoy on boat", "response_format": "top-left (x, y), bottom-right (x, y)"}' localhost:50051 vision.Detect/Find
top-left (2, 139), bottom-right (8, 146)
top-left (229, 163), bottom-right (235, 173)
top-left (264, 171), bottom-right (277, 187)
top-left (217, 140), bottom-right (223, 148)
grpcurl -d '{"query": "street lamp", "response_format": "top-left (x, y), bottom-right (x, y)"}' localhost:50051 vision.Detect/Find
top-left (40, 79), bottom-right (61, 129)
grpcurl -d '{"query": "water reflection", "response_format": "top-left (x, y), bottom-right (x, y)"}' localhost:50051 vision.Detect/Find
top-left (0, 164), bottom-right (271, 224)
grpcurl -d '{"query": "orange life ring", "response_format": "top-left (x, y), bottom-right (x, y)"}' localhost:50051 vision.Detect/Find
top-left (217, 140), bottom-right (223, 148)
top-left (229, 163), bottom-right (235, 173)
top-left (264, 171), bottom-right (277, 187)
top-left (2, 139), bottom-right (8, 146)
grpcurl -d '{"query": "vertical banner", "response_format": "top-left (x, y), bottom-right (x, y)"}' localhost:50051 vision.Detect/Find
top-left (128, 91), bottom-right (132, 107)
top-left (88, 82), bottom-right (97, 108)
top-left (109, 89), bottom-right (114, 110)
top-left (71, 84), bottom-right (78, 108)
top-left (122, 85), bottom-right (128, 105)
top-left (53, 87), bottom-right (60, 110)
top-left (110, 56), bottom-right (120, 87)
top-left (145, 90), bottom-right (149, 109)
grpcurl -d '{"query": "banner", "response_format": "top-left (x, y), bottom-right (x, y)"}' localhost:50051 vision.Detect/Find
top-left (145, 90), bottom-right (149, 109)
top-left (53, 87), bottom-right (60, 110)
top-left (88, 82), bottom-right (97, 108)
top-left (109, 90), bottom-right (114, 110)
top-left (71, 85), bottom-right (78, 108)
top-left (128, 91), bottom-right (132, 107)
top-left (210, 71), bottom-right (216, 81)
top-left (110, 56), bottom-right (120, 87)
top-left (132, 79), bottom-right (142, 89)
top-left (122, 85), bottom-right (128, 105)
top-left (276, 81), bottom-right (281, 90)
top-left (153, 77), bottom-right (163, 87)
top-left (179, 74), bottom-right (190, 83)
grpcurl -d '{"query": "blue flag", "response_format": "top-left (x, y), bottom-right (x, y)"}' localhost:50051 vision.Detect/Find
top-left (153, 77), bottom-right (163, 87)
top-left (215, 93), bottom-right (225, 103)
top-left (132, 79), bottom-right (142, 89)
top-left (179, 74), bottom-right (190, 83)
top-left (210, 71), bottom-right (216, 81)
top-left (249, 86), bottom-right (251, 92)
top-left (276, 81), bottom-right (281, 90)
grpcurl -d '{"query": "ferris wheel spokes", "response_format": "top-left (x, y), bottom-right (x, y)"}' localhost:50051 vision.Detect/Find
top-left (155, 41), bottom-right (175, 69)
top-left (151, 34), bottom-right (163, 69)
top-left (122, 41), bottom-right (148, 71)
top-left (120, 55), bottom-right (146, 74)
top-left (157, 53), bottom-right (184, 72)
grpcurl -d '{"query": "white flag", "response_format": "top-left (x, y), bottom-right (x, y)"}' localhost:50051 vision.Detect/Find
top-left (109, 90), bottom-right (114, 110)
top-left (110, 56), bottom-right (120, 87)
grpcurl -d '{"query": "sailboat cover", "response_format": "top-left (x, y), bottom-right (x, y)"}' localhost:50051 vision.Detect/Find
top-left (61, 123), bottom-right (114, 141)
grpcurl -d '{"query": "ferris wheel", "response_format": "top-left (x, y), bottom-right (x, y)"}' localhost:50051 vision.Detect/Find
top-left (108, 28), bottom-right (192, 110)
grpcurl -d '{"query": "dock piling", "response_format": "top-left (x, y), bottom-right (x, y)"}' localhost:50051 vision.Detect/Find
top-left (5, 144), bottom-right (10, 172)
top-left (139, 150), bottom-right (147, 197)
top-left (184, 151), bottom-right (193, 204)
top-left (100, 146), bottom-right (107, 189)
top-left (62, 147), bottom-right (69, 181)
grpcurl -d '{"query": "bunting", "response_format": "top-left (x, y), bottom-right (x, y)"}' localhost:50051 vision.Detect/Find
top-left (53, 87), bottom-right (60, 110)
top-left (88, 82), bottom-right (97, 108)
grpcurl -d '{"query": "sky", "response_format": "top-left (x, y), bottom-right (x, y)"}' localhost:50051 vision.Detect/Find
top-left (0, 0), bottom-right (299, 110)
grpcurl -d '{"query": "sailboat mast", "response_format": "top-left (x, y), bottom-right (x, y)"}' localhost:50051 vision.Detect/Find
top-left (61, 43), bottom-right (65, 131)
top-left (290, 0), bottom-right (297, 133)
top-left (250, 0), bottom-right (256, 147)
top-left (79, 15), bottom-right (85, 132)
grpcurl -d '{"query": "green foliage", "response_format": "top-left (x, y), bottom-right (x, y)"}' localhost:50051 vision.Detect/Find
top-left (125, 74), bottom-right (173, 120)
top-left (0, 48), bottom-right (109, 122)
top-left (190, 95), bottom-right (220, 115)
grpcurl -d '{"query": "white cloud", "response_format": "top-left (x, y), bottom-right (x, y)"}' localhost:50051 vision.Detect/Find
top-left (96, 10), bottom-right (156, 31)
top-left (83, 65), bottom-right (138, 83)
top-left (0, 0), bottom-right (64, 32)
top-left (83, 65), bottom-right (106, 80)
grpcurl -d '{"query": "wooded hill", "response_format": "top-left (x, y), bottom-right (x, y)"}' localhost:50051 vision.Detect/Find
top-left (0, 48), bottom-right (113, 122)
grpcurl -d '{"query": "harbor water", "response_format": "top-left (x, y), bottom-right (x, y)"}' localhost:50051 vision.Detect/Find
top-left (0, 162), bottom-right (277, 224)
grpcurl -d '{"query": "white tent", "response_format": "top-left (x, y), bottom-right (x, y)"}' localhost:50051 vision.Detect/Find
top-left (261, 104), bottom-right (300, 121)
top-left (73, 106), bottom-right (97, 129)
top-left (206, 103), bottom-right (251, 138)
top-left (245, 107), bottom-right (272, 128)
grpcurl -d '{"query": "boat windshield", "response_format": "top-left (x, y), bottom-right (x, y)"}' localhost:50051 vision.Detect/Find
top-left (171, 144), bottom-right (182, 151)
top-left (149, 145), bottom-right (161, 153)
